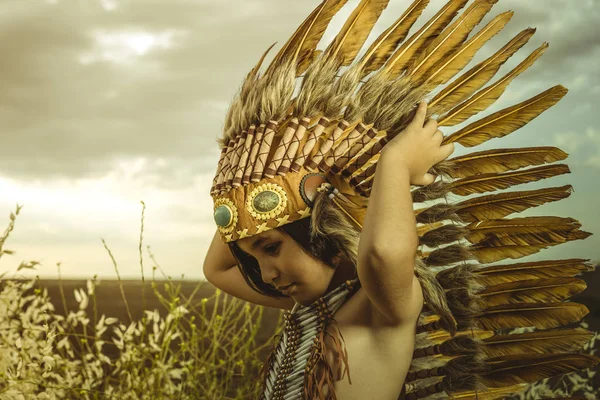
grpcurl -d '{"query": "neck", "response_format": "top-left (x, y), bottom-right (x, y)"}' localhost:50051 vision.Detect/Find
top-left (326, 256), bottom-right (357, 294)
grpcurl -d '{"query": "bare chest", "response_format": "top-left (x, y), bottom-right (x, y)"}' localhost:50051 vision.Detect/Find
top-left (314, 288), bottom-right (416, 400)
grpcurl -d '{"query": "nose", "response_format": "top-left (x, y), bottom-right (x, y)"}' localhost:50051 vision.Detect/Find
top-left (259, 260), bottom-right (281, 286)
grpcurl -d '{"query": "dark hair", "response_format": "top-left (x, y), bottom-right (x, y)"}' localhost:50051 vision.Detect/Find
top-left (228, 217), bottom-right (343, 298)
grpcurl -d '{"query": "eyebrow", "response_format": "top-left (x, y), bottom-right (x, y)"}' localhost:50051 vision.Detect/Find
top-left (252, 237), bottom-right (269, 251)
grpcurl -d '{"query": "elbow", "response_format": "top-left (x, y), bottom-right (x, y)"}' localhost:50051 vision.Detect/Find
top-left (203, 261), bottom-right (213, 283)
top-left (364, 237), bottom-right (418, 267)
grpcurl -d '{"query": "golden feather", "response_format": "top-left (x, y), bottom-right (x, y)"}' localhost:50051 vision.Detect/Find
top-left (268, 0), bottom-right (349, 75)
top-left (429, 28), bottom-right (535, 114)
top-left (324, 0), bottom-right (390, 66)
top-left (359, 0), bottom-right (429, 77)
top-left (481, 353), bottom-right (600, 388)
top-left (468, 228), bottom-right (590, 248)
top-left (454, 185), bottom-right (574, 223)
top-left (222, 43), bottom-right (278, 143)
top-left (478, 277), bottom-right (587, 307)
top-left (438, 42), bottom-right (549, 126)
top-left (421, 329), bottom-right (495, 345)
top-left (422, 11), bottom-right (512, 88)
top-left (409, 0), bottom-right (502, 85)
top-left (383, 0), bottom-right (469, 77)
top-left (481, 328), bottom-right (595, 358)
top-left (447, 164), bottom-right (571, 196)
top-left (446, 146), bottom-right (569, 179)
top-left (475, 258), bottom-right (595, 286)
top-left (465, 216), bottom-right (582, 244)
top-left (476, 302), bottom-right (590, 331)
top-left (445, 85), bottom-right (569, 147)
top-left (449, 383), bottom-right (529, 400)
top-left (413, 185), bottom-right (572, 224)
top-left (297, 49), bottom-right (323, 76)
top-left (267, 4), bottom-right (321, 72)
top-left (468, 239), bottom-right (591, 263)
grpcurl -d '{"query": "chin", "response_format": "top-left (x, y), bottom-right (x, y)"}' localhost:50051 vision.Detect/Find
top-left (295, 293), bottom-right (320, 307)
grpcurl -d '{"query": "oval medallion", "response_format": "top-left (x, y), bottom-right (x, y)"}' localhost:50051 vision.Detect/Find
top-left (246, 183), bottom-right (287, 220)
top-left (214, 205), bottom-right (233, 228)
top-left (253, 190), bottom-right (281, 213)
top-left (213, 198), bottom-right (238, 234)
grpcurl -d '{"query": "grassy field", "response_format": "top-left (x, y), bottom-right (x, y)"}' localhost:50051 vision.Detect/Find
top-left (34, 275), bottom-right (600, 393)
top-left (28, 278), bottom-right (284, 361)
top-left (2, 204), bottom-right (598, 398)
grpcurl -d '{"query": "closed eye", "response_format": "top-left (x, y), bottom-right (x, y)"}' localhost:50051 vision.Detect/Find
top-left (264, 243), bottom-right (280, 255)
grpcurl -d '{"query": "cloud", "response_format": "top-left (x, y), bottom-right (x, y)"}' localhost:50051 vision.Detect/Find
top-left (1, 0), bottom-right (599, 279)
top-left (1, 0), bottom-right (598, 183)
top-left (0, 0), bottom-right (313, 181)
top-left (553, 127), bottom-right (600, 168)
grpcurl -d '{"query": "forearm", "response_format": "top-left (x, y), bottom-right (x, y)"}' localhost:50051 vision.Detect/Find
top-left (203, 229), bottom-right (238, 277)
top-left (358, 148), bottom-right (418, 266)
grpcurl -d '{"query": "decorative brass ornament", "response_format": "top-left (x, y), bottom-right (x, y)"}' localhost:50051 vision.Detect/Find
top-left (213, 198), bottom-right (238, 234)
top-left (299, 172), bottom-right (327, 206)
top-left (246, 182), bottom-right (287, 220)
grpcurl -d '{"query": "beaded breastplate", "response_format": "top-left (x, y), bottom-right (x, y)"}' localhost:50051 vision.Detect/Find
top-left (259, 277), bottom-right (361, 400)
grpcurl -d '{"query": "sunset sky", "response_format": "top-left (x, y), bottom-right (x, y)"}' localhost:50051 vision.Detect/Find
top-left (1, 0), bottom-right (599, 281)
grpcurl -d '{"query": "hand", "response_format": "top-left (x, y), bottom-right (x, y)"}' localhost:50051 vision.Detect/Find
top-left (383, 100), bottom-right (455, 186)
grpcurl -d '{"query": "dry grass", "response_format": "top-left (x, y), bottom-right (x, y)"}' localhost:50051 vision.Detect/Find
top-left (0, 203), bottom-right (597, 399)
top-left (0, 204), bottom-right (285, 400)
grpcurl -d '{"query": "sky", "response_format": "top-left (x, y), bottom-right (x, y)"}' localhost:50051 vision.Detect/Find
top-left (0, 0), bottom-right (599, 281)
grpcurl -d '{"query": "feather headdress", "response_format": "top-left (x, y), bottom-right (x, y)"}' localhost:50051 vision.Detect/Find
top-left (210, 0), bottom-right (599, 398)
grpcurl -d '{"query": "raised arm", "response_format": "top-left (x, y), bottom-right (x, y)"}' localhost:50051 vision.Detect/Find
top-left (203, 230), bottom-right (295, 310)
top-left (357, 101), bottom-right (455, 325)
top-left (203, 229), bottom-right (238, 275)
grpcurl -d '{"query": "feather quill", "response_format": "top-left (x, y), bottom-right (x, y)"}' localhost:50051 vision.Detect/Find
top-left (453, 185), bottom-right (574, 222)
top-left (481, 353), bottom-right (600, 388)
top-left (383, 0), bottom-right (469, 77)
top-left (481, 328), bottom-right (595, 358)
top-left (446, 146), bottom-right (569, 179)
top-left (411, 163), bottom-right (570, 202)
top-left (268, 0), bottom-right (350, 75)
top-left (324, 0), bottom-right (390, 66)
top-left (465, 216), bottom-right (582, 245)
top-left (438, 43), bottom-right (549, 126)
top-left (429, 28), bottom-right (535, 114)
top-left (447, 164), bottom-right (571, 196)
top-left (445, 86), bottom-right (569, 147)
top-left (476, 302), bottom-right (590, 331)
top-left (478, 277), bottom-right (587, 307)
top-left (449, 383), bottom-right (529, 400)
top-left (409, 0), bottom-right (502, 84)
top-left (475, 258), bottom-right (595, 286)
top-left (222, 43), bottom-right (278, 144)
top-left (422, 11), bottom-right (512, 88)
top-left (469, 243), bottom-right (553, 264)
top-left (358, 0), bottom-right (430, 77)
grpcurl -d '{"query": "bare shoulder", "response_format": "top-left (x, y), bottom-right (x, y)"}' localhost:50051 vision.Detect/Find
top-left (204, 265), bottom-right (295, 311)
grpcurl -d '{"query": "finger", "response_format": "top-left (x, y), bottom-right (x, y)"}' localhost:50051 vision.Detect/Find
top-left (432, 129), bottom-right (444, 143)
top-left (439, 142), bottom-right (455, 160)
top-left (423, 117), bottom-right (438, 133)
top-left (412, 100), bottom-right (427, 127)
top-left (423, 173), bottom-right (436, 186)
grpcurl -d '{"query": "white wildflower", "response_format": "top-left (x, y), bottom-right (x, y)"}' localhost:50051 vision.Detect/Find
top-left (86, 279), bottom-right (95, 296)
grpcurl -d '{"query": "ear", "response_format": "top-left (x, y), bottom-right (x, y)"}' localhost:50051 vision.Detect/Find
top-left (300, 172), bottom-right (328, 206)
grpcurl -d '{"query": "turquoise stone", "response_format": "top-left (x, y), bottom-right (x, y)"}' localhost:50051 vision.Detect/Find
top-left (253, 190), bottom-right (280, 213)
top-left (214, 205), bottom-right (233, 227)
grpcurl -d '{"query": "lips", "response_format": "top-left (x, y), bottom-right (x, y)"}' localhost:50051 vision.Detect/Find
top-left (281, 284), bottom-right (295, 294)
